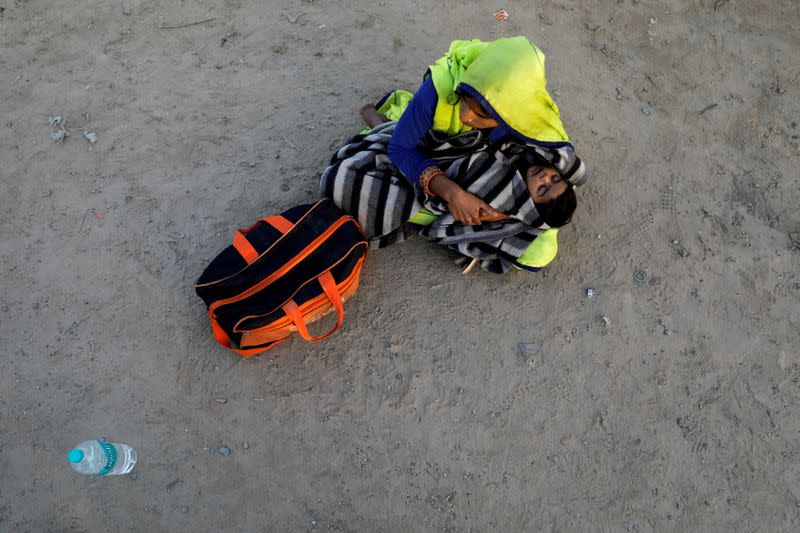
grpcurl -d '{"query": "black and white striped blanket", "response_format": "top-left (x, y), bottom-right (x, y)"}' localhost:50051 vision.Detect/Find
top-left (320, 122), bottom-right (584, 273)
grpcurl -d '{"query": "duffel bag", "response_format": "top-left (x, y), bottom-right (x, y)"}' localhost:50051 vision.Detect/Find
top-left (195, 198), bottom-right (368, 356)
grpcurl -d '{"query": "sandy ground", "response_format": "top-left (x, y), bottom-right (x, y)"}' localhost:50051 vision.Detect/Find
top-left (2, 0), bottom-right (800, 531)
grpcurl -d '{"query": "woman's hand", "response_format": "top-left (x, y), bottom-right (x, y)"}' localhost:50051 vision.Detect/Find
top-left (429, 174), bottom-right (507, 225)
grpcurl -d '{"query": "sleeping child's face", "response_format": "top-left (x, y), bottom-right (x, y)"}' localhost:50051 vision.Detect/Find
top-left (526, 165), bottom-right (566, 204)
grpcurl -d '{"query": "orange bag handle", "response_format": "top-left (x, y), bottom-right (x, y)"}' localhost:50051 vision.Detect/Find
top-left (232, 215), bottom-right (294, 264)
top-left (281, 271), bottom-right (344, 342)
top-left (263, 215), bottom-right (294, 234)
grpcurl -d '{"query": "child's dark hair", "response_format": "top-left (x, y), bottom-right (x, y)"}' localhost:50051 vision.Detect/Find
top-left (512, 151), bottom-right (578, 227)
top-left (535, 183), bottom-right (577, 228)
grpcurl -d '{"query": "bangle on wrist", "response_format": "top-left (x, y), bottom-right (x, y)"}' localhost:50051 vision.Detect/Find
top-left (418, 166), bottom-right (446, 197)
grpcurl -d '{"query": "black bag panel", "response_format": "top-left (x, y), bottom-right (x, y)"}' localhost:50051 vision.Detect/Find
top-left (212, 222), bottom-right (366, 322)
top-left (195, 225), bottom-right (281, 291)
top-left (196, 200), bottom-right (338, 294)
top-left (196, 198), bottom-right (368, 350)
top-left (195, 200), bottom-right (354, 306)
top-left (233, 242), bottom-right (367, 332)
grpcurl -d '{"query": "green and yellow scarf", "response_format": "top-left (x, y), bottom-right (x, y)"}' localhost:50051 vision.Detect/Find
top-left (426, 37), bottom-right (569, 144)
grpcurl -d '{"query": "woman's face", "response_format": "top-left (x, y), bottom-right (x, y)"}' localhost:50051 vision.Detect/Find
top-left (459, 95), bottom-right (500, 129)
top-left (526, 165), bottom-right (566, 203)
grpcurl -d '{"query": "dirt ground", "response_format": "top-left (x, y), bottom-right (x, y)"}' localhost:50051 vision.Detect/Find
top-left (2, 0), bottom-right (799, 531)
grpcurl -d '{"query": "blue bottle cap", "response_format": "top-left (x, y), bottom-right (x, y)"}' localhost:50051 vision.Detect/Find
top-left (68, 449), bottom-right (85, 463)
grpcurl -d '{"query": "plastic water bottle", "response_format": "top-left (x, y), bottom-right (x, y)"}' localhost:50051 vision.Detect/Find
top-left (67, 440), bottom-right (137, 476)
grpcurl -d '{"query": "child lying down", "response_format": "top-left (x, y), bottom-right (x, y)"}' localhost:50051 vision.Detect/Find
top-left (320, 121), bottom-right (579, 274)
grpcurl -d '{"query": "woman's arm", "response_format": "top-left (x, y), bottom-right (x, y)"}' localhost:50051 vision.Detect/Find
top-left (387, 78), bottom-right (440, 187)
top-left (428, 174), bottom-right (505, 225)
top-left (388, 78), bottom-right (505, 224)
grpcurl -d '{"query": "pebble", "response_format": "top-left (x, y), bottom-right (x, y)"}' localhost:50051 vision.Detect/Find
top-left (518, 343), bottom-right (540, 362)
top-left (218, 446), bottom-right (231, 456)
top-left (247, 161), bottom-right (257, 168)
top-left (641, 105), bottom-right (651, 116)
top-left (242, 441), bottom-right (249, 449)
top-left (676, 416), bottom-right (685, 427)
top-left (215, 398), bottom-right (228, 404)
top-left (672, 240), bottom-right (679, 245)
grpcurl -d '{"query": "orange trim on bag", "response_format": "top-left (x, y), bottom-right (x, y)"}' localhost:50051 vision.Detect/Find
top-left (238, 278), bottom-right (360, 346)
top-left (237, 256), bottom-right (364, 348)
top-left (232, 241), bottom-right (367, 330)
top-left (208, 217), bottom-right (352, 317)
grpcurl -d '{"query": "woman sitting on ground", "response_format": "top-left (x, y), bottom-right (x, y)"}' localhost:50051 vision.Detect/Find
top-left (361, 36), bottom-right (586, 226)
top-left (322, 36), bottom-right (585, 273)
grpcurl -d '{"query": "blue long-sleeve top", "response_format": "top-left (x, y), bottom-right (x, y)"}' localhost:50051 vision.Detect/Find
top-left (387, 77), bottom-right (513, 187)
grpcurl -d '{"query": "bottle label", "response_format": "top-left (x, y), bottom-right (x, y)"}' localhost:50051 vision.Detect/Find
top-left (96, 440), bottom-right (117, 476)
